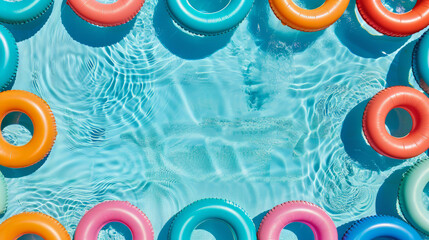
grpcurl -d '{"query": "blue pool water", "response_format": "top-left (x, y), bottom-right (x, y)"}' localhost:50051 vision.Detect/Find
top-left (1, 0), bottom-right (428, 239)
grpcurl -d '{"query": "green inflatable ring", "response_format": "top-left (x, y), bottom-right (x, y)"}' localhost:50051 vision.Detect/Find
top-left (0, 171), bottom-right (7, 214)
top-left (399, 158), bottom-right (429, 235)
top-left (0, 0), bottom-right (53, 24)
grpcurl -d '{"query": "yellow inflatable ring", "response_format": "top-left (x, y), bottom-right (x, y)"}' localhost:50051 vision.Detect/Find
top-left (269, 0), bottom-right (350, 31)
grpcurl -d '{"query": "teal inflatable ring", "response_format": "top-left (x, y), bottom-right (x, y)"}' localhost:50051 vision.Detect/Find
top-left (166, 0), bottom-right (254, 35)
top-left (399, 158), bottom-right (429, 235)
top-left (0, 0), bottom-right (53, 24)
top-left (0, 26), bottom-right (18, 92)
top-left (0, 171), bottom-right (7, 214)
top-left (168, 198), bottom-right (257, 240)
top-left (413, 30), bottom-right (429, 94)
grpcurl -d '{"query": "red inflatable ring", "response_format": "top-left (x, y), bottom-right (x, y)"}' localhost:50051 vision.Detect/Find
top-left (356, 0), bottom-right (429, 36)
top-left (67, 0), bottom-right (145, 26)
top-left (363, 86), bottom-right (429, 159)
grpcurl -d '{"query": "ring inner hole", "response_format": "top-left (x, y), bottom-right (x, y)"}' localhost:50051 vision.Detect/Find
top-left (16, 234), bottom-right (44, 240)
top-left (1, 112), bottom-right (34, 146)
top-left (381, 0), bottom-right (416, 14)
top-left (95, 0), bottom-right (118, 4)
top-left (17, 235), bottom-right (43, 240)
top-left (281, 222), bottom-right (315, 239)
top-left (99, 222), bottom-right (132, 239)
top-left (385, 108), bottom-right (413, 138)
top-left (293, 0), bottom-right (325, 10)
top-left (187, 0), bottom-right (231, 13)
top-left (192, 219), bottom-right (235, 240)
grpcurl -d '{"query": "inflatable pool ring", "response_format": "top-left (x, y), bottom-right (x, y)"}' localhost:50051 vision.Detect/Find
top-left (269, 0), bottom-right (349, 32)
top-left (0, 212), bottom-right (70, 239)
top-left (362, 86), bottom-right (429, 159)
top-left (399, 158), bottom-right (429, 235)
top-left (0, 90), bottom-right (56, 168)
top-left (356, 0), bottom-right (429, 36)
top-left (0, 0), bottom-right (53, 24)
top-left (166, 0), bottom-right (254, 35)
top-left (168, 198), bottom-right (256, 240)
top-left (258, 201), bottom-right (337, 240)
top-left (67, 0), bottom-right (145, 26)
top-left (0, 26), bottom-right (18, 92)
top-left (0, 171), bottom-right (7, 215)
top-left (342, 215), bottom-right (422, 239)
top-left (74, 201), bottom-right (154, 240)
top-left (413, 31), bottom-right (429, 94)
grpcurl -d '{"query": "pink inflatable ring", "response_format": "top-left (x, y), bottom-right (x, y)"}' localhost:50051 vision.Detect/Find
top-left (258, 201), bottom-right (337, 240)
top-left (74, 201), bottom-right (154, 240)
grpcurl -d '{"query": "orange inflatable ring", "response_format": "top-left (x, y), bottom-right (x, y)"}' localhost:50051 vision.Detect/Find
top-left (357, 0), bottom-right (429, 36)
top-left (363, 86), bottom-right (429, 159)
top-left (0, 90), bottom-right (56, 168)
top-left (269, 0), bottom-right (350, 31)
top-left (67, 0), bottom-right (145, 26)
top-left (0, 212), bottom-right (70, 240)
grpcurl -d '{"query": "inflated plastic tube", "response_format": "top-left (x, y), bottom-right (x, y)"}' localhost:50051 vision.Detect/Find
top-left (67, 0), bottom-right (145, 26)
top-left (0, 212), bottom-right (70, 240)
top-left (356, 0), bottom-right (429, 36)
top-left (74, 201), bottom-right (154, 240)
top-left (269, 0), bottom-right (350, 32)
top-left (362, 86), bottom-right (429, 159)
top-left (399, 158), bottom-right (429, 235)
top-left (0, 0), bottom-right (53, 24)
top-left (0, 90), bottom-right (56, 168)
top-left (258, 201), bottom-right (337, 240)
top-left (168, 198), bottom-right (257, 240)
top-left (343, 215), bottom-right (422, 239)
top-left (0, 171), bottom-right (7, 215)
top-left (413, 30), bottom-right (429, 94)
top-left (0, 26), bottom-right (18, 92)
top-left (166, 0), bottom-right (254, 35)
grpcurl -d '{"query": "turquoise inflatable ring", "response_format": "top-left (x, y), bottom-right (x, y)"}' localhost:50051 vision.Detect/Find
top-left (168, 198), bottom-right (257, 240)
top-left (0, 26), bottom-right (18, 91)
top-left (0, 0), bottom-right (53, 24)
top-left (166, 0), bottom-right (254, 35)
top-left (343, 216), bottom-right (422, 239)
top-left (413, 30), bottom-right (429, 94)
top-left (399, 158), bottom-right (429, 235)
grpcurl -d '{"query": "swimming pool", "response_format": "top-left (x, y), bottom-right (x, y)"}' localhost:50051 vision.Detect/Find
top-left (0, 0), bottom-right (428, 239)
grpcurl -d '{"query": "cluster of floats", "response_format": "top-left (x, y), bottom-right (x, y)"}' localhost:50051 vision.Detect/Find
top-left (0, 199), bottom-right (424, 239)
top-left (0, 0), bottom-right (428, 34)
top-left (0, 0), bottom-right (429, 239)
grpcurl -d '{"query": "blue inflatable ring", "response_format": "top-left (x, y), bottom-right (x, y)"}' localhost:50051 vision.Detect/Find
top-left (413, 30), bottom-right (429, 94)
top-left (168, 198), bottom-right (257, 240)
top-left (0, 0), bottom-right (53, 24)
top-left (0, 26), bottom-right (18, 92)
top-left (342, 216), bottom-right (422, 240)
top-left (166, 0), bottom-right (254, 35)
